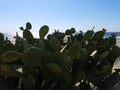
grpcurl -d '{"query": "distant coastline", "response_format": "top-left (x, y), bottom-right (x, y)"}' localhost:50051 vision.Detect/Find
top-left (3, 31), bottom-right (120, 39)
top-left (2, 32), bottom-right (120, 47)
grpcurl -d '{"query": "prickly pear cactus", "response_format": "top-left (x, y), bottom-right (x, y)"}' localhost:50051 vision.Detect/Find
top-left (39, 25), bottom-right (49, 39)
top-left (20, 22), bottom-right (34, 44)
top-left (0, 23), bottom-right (120, 90)
top-left (0, 33), bottom-right (4, 49)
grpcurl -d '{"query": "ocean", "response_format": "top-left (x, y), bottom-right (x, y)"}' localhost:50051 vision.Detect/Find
top-left (2, 32), bottom-right (120, 41)
top-left (104, 32), bottom-right (120, 40)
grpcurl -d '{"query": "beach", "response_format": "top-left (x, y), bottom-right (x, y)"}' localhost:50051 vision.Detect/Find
top-left (116, 40), bottom-right (120, 47)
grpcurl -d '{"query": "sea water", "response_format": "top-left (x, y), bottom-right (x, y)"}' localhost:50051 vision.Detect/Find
top-left (104, 32), bottom-right (120, 40)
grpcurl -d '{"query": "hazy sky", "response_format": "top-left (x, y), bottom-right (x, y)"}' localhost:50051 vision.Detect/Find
top-left (0, 0), bottom-right (120, 33)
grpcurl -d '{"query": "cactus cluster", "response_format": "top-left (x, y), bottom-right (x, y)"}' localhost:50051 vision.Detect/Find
top-left (0, 22), bottom-right (120, 90)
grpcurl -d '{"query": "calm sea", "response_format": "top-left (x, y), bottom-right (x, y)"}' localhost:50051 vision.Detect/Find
top-left (2, 32), bottom-right (120, 41)
top-left (104, 32), bottom-right (120, 40)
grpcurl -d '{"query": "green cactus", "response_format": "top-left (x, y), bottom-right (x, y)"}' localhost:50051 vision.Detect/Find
top-left (69, 43), bottom-right (82, 59)
top-left (23, 29), bottom-right (34, 44)
top-left (47, 63), bottom-right (62, 73)
top-left (26, 22), bottom-right (32, 30)
top-left (15, 32), bottom-right (26, 52)
top-left (49, 37), bottom-right (62, 51)
top-left (108, 35), bottom-right (116, 48)
top-left (65, 29), bottom-right (71, 35)
top-left (84, 30), bottom-right (94, 40)
top-left (70, 28), bottom-right (76, 34)
top-left (0, 33), bottom-right (4, 49)
top-left (20, 22), bottom-right (34, 44)
top-left (93, 31), bottom-right (105, 40)
top-left (74, 71), bottom-right (86, 84)
top-left (49, 52), bottom-right (66, 70)
top-left (1, 42), bottom-right (15, 53)
top-left (38, 39), bottom-right (50, 50)
top-left (1, 51), bottom-right (22, 63)
top-left (0, 23), bottom-right (120, 90)
top-left (1, 64), bottom-right (23, 77)
top-left (21, 74), bottom-right (36, 89)
top-left (20, 27), bottom-right (24, 30)
top-left (39, 25), bottom-right (49, 39)
top-left (22, 47), bottom-right (43, 67)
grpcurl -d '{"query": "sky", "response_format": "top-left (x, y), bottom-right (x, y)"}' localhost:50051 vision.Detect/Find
top-left (0, 0), bottom-right (120, 34)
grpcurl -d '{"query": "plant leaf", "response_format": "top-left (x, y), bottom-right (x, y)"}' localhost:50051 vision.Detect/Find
top-left (1, 42), bottom-right (15, 52)
top-left (74, 71), bottom-right (86, 84)
top-left (70, 43), bottom-right (82, 54)
top-left (26, 22), bottom-right (32, 30)
top-left (1, 64), bottom-right (23, 77)
top-left (22, 47), bottom-right (43, 67)
top-left (0, 33), bottom-right (4, 48)
top-left (49, 37), bottom-right (61, 51)
top-left (1, 51), bottom-right (22, 63)
top-left (47, 63), bottom-right (62, 73)
top-left (65, 29), bottom-right (71, 35)
top-left (113, 56), bottom-right (120, 70)
top-left (22, 74), bottom-right (36, 89)
top-left (39, 25), bottom-right (49, 39)
top-left (69, 43), bottom-right (82, 59)
top-left (108, 36), bottom-right (116, 48)
top-left (70, 28), bottom-right (76, 34)
top-left (84, 30), bottom-right (94, 40)
top-left (23, 30), bottom-right (34, 44)
top-left (20, 27), bottom-right (24, 30)
top-left (93, 31), bottom-right (105, 39)
top-left (99, 51), bottom-right (109, 60)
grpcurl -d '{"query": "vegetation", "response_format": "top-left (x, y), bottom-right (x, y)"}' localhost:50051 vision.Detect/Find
top-left (0, 22), bottom-right (120, 90)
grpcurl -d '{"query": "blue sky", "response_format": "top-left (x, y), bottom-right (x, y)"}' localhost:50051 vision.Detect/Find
top-left (0, 0), bottom-right (120, 33)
